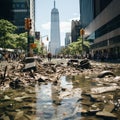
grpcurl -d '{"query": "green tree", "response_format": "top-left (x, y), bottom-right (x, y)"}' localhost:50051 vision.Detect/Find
top-left (60, 37), bottom-right (90, 56)
top-left (0, 19), bottom-right (17, 48)
top-left (16, 33), bottom-right (27, 51)
top-left (5, 33), bottom-right (18, 49)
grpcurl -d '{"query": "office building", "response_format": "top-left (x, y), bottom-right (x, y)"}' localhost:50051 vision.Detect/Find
top-left (0, 0), bottom-right (13, 21)
top-left (65, 32), bottom-right (71, 46)
top-left (80, 0), bottom-right (94, 28)
top-left (71, 20), bottom-right (81, 42)
top-left (50, 0), bottom-right (61, 55)
top-left (80, 0), bottom-right (120, 60)
top-left (0, 0), bottom-right (35, 34)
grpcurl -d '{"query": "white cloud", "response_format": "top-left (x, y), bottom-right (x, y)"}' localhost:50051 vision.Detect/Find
top-left (41, 22), bottom-right (50, 30)
top-left (69, 17), bottom-right (80, 21)
top-left (73, 12), bottom-right (80, 17)
top-left (60, 21), bottom-right (71, 33)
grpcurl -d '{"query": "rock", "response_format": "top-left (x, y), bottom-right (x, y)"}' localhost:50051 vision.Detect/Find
top-left (51, 66), bottom-right (56, 72)
top-left (4, 95), bottom-right (11, 100)
top-left (97, 70), bottom-right (116, 78)
top-left (89, 107), bottom-right (101, 113)
top-left (6, 112), bottom-right (17, 119)
top-left (67, 59), bottom-right (79, 67)
top-left (79, 59), bottom-right (91, 69)
top-left (89, 103), bottom-right (104, 113)
top-left (0, 114), bottom-right (10, 120)
top-left (114, 76), bottom-right (120, 81)
top-left (14, 97), bottom-right (23, 102)
top-left (96, 111), bottom-right (117, 118)
top-left (81, 100), bottom-right (93, 106)
top-left (103, 103), bottom-right (115, 112)
top-left (91, 86), bottom-right (119, 94)
top-left (37, 77), bottom-right (45, 82)
top-left (78, 108), bottom-right (88, 114)
top-left (29, 70), bottom-right (35, 78)
top-left (90, 94), bottom-right (103, 102)
top-left (14, 111), bottom-right (24, 120)
top-left (9, 78), bottom-right (24, 89)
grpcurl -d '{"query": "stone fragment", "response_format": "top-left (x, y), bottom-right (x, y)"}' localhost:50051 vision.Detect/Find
top-left (14, 111), bottom-right (24, 120)
top-left (103, 103), bottom-right (115, 112)
top-left (97, 70), bottom-right (116, 78)
top-left (96, 111), bottom-right (117, 118)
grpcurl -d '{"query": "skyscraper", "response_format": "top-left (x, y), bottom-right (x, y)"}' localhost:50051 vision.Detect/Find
top-left (0, 0), bottom-right (35, 34)
top-left (79, 0), bottom-right (120, 59)
top-left (49, 0), bottom-right (60, 55)
top-left (80, 0), bottom-right (94, 28)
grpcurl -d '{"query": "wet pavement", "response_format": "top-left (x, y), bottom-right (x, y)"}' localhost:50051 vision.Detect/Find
top-left (0, 58), bottom-right (120, 120)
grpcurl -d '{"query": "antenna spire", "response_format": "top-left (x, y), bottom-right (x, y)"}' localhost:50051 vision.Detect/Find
top-left (54, 0), bottom-right (56, 8)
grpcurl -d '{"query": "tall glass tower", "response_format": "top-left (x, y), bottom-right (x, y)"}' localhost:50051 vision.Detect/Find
top-left (0, 0), bottom-right (35, 34)
top-left (50, 0), bottom-right (60, 55)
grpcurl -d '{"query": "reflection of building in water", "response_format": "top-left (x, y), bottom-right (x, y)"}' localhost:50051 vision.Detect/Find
top-left (51, 80), bottom-right (62, 118)
top-left (49, 0), bottom-right (61, 55)
top-left (51, 82), bottom-right (61, 106)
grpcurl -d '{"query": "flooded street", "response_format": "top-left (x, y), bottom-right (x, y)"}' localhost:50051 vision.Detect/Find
top-left (0, 59), bottom-right (120, 120)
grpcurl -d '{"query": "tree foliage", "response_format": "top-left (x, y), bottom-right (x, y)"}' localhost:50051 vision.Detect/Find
top-left (0, 19), bottom-right (27, 51)
top-left (60, 37), bottom-right (90, 55)
top-left (0, 19), bottom-right (16, 37)
top-left (16, 33), bottom-right (27, 50)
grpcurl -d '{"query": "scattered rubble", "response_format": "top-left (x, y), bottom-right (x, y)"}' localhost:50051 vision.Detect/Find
top-left (0, 58), bottom-right (120, 119)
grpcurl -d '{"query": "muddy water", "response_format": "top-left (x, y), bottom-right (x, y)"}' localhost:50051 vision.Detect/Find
top-left (35, 75), bottom-right (95, 120)
top-left (35, 77), bottom-right (80, 120)
top-left (0, 75), bottom-right (111, 120)
top-left (0, 65), bottom-right (120, 120)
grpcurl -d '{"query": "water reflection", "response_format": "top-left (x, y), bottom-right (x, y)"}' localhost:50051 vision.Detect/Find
top-left (1, 74), bottom-right (119, 119)
top-left (35, 75), bottom-right (87, 120)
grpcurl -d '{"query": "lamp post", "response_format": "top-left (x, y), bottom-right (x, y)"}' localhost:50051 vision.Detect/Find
top-left (80, 28), bottom-right (85, 57)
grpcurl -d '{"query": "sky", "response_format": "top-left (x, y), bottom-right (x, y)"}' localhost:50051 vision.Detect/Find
top-left (35, 0), bottom-right (80, 46)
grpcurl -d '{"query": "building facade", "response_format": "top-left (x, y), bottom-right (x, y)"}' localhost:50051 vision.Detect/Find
top-left (71, 20), bottom-right (81, 42)
top-left (30, 0), bottom-right (35, 34)
top-left (80, 0), bottom-right (120, 60)
top-left (80, 0), bottom-right (94, 28)
top-left (0, 0), bottom-right (13, 21)
top-left (65, 32), bottom-right (71, 46)
top-left (0, 0), bottom-right (35, 34)
top-left (50, 0), bottom-right (61, 55)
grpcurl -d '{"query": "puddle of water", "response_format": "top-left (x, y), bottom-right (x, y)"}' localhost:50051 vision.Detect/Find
top-left (0, 75), bottom-right (119, 120)
top-left (35, 76), bottom-right (81, 120)
top-left (35, 75), bottom-right (102, 120)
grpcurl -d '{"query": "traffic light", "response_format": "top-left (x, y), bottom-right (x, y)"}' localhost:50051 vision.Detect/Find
top-left (24, 18), bottom-right (32, 30)
top-left (27, 18), bottom-right (32, 30)
top-left (80, 28), bottom-right (85, 36)
top-left (25, 18), bottom-right (28, 30)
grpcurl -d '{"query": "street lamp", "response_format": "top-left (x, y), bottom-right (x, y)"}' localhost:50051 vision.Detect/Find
top-left (80, 28), bottom-right (85, 57)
